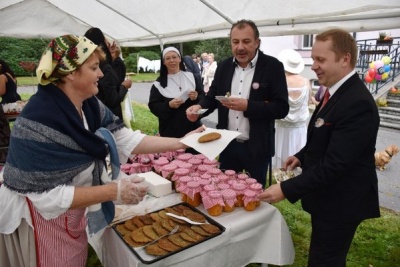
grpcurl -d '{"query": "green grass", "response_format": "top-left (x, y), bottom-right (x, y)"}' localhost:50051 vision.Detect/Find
top-left (16, 73), bottom-right (159, 86)
top-left (15, 92), bottom-right (400, 266)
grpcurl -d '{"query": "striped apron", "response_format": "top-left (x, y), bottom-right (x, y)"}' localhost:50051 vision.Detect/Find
top-left (27, 199), bottom-right (88, 267)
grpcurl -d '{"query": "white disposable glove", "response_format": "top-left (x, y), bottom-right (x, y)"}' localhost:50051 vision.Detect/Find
top-left (114, 175), bottom-right (148, 205)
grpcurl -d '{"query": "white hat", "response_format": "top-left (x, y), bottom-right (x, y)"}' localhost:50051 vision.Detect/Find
top-left (277, 49), bottom-right (305, 74)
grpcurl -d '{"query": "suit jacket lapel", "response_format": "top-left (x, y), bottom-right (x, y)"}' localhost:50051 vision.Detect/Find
top-left (308, 73), bottom-right (359, 136)
top-left (249, 54), bottom-right (267, 100)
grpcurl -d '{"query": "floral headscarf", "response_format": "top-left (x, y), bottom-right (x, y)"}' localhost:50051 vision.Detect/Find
top-left (36, 34), bottom-right (97, 85)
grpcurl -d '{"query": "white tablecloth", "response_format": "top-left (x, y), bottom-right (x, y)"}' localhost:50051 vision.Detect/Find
top-left (95, 194), bottom-right (295, 267)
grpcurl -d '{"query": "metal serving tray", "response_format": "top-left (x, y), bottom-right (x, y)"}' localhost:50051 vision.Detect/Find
top-left (112, 202), bottom-right (225, 264)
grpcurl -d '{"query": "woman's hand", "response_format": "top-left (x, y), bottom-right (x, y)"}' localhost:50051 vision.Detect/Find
top-left (186, 104), bottom-right (202, 122)
top-left (188, 90), bottom-right (198, 101)
top-left (169, 98), bottom-right (184, 109)
top-left (114, 175), bottom-right (148, 205)
top-left (184, 125), bottom-right (206, 137)
top-left (122, 79), bottom-right (132, 89)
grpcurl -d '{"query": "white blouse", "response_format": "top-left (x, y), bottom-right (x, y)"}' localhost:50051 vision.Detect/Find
top-left (0, 116), bottom-right (145, 234)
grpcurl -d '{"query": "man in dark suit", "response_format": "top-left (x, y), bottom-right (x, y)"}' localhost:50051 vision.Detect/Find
top-left (187, 19), bottom-right (289, 187)
top-left (258, 29), bottom-right (380, 266)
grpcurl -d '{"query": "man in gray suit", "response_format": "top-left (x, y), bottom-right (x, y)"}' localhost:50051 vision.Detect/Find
top-left (258, 28), bottom-right (380, 266)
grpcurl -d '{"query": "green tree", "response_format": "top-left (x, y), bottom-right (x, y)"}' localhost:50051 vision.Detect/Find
top-left (0, 37), bottom-right (49, 76)
top-left (195, 38), bottom-right (231, 62)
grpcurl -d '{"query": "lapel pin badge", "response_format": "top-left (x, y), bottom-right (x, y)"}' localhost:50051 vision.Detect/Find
top-left (315, 118), bottom-right (325, 128)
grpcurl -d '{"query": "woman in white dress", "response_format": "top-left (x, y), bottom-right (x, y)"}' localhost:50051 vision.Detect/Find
top-left (273, 49), bottom-right (311, 168)
top-left (203, 53), bottom-right (217, 93)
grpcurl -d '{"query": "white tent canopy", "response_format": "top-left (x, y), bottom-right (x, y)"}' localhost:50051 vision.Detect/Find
top-left (1, 0), bottom-right (400, 47)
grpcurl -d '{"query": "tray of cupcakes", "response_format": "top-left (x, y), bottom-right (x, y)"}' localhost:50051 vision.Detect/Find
top-left (112, 202), bottom-right (225, 264)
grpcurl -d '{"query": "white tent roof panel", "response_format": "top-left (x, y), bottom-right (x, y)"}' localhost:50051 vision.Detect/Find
top-left (1, 0), bottom-right (399, 47)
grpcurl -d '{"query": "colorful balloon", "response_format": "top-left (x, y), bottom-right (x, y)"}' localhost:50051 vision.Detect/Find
top-left (384, 64), bottom-right (391, 73)
top-left (364, 74), bottom-right (374, 83)
top-left (382, 72), bottom-right (389, 80)
top-left (369, 62), bottom-right (375, 69)
top-left (374, 60), bottom-right (384, 69)
top-left (381, 56), bottom-right (391, 65)
top-left (375, 74), bottom-right (382, 81)
top-left (368, 68), bottom-right (377, 77)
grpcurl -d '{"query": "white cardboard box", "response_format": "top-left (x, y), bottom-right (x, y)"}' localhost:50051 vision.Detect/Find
top-left (137, 171), bottom-right (172, 197)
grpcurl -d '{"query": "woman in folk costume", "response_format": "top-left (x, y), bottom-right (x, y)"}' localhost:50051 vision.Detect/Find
top-left (148, 47), bottom-right (206, 139)
top-left (0, 35), bottom-right (202, 267)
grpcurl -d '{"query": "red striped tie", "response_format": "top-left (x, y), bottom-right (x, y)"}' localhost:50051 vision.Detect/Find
top-left (320, 89), bottom-right (330, 109)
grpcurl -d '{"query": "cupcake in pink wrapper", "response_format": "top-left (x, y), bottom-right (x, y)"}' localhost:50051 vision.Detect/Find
top-left (222, 189), bottom-right (237, 212)
top-left (120, 163), bottom-right (132, 174)
top-left (232, 182), bottom-right (247, 207)
top-left (217, 183), bottom-right (230, 191)
top-left (224, 169), bottom-right (236, 179)
top-left (207, 167), bottom-right (222, 177)
top-left (129, 163), bottom-right (141, 174)
top-left (204, 190), bottom-right (224, 216)
top-left (243, 189), bottom-right (258, 211)
top-left (152, 158), bottom-right (169, 174)
top-left (160, 164), bottom-right (178, 180)
top-left (176, 153), bottom-right (193, 162)
top-left (184, 181), bottom-right (202, 207)
top-left (203, 158), bottom-right (220, 168)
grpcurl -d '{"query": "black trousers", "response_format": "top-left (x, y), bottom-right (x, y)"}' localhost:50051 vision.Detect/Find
top-left (308, 216), bottom-right (362, 267)
top-left (219, 139), bottom-right (269, 187)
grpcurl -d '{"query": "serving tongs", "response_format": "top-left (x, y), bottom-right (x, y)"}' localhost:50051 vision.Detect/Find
top-left (166, 213), bottom-right (206, 225)
top-left (139, 225), bottom-right (180, 249)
